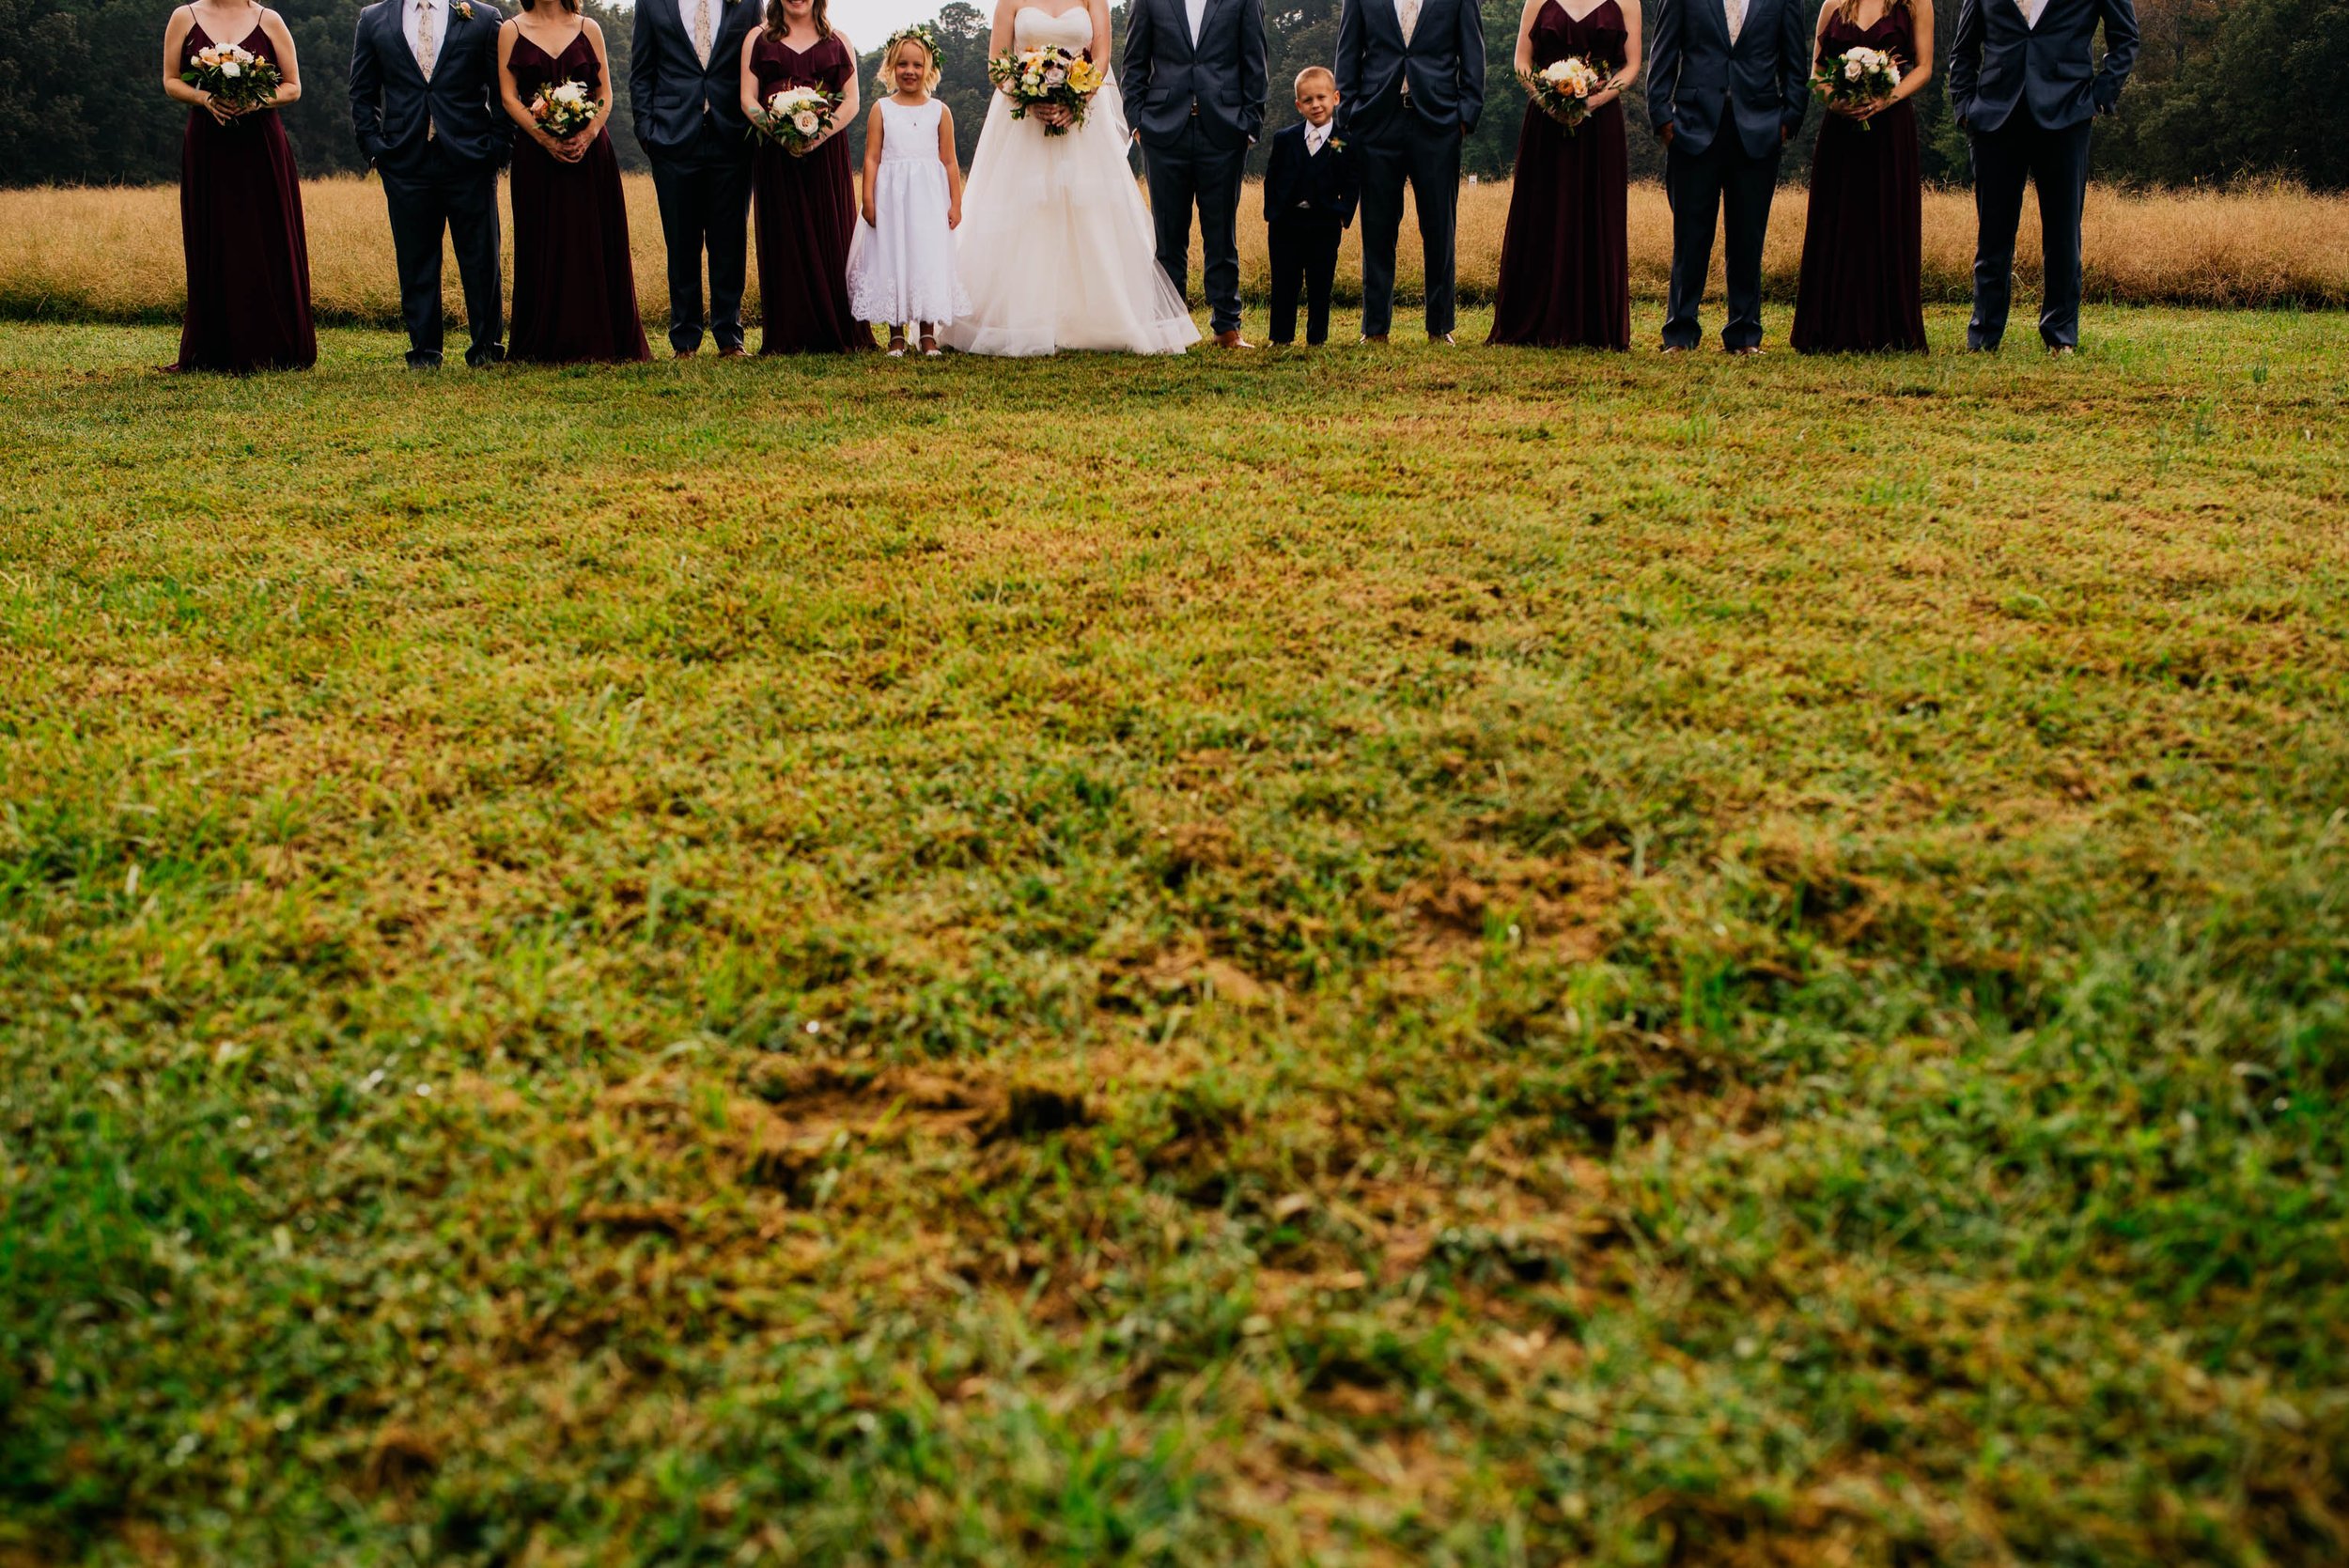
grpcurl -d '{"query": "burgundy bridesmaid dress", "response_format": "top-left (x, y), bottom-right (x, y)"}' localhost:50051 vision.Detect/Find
top-left (1487, 0), bottom-right (1630, 350)
top-left (174, 20), bottom-right (317, 373)
top-left (506, 27), bottom-right (650, 364)
top-left (748, 31), bottom-right (870, 354)
top-left (1791, 5), bottom-right (1929, 353)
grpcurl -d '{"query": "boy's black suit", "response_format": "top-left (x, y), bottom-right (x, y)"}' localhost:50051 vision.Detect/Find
top-left (1262, 121), bottom-right (1360, 346)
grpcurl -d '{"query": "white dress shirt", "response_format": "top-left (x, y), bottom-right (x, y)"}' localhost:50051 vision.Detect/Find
top-left (1185, 0), bottom-right (1208, 44)
top-left (1304, 119), bottom-right (1332, 155)
top-left (2016, 0), bottom-right (2049, 26)
top-left (403, 0), bottom-right (445, 63)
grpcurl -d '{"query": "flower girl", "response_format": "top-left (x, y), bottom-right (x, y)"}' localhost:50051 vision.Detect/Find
top-left (848, 27), bottom-right (970, 357)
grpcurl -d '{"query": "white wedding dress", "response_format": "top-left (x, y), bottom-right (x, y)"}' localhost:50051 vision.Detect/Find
top-left (940, 6), bottom-right (1201, 356)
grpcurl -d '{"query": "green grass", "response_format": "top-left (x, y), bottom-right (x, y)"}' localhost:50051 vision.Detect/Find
top-left (3, 307), bottom-right (2347, 1566)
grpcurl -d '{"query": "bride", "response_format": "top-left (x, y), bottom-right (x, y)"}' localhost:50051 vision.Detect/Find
top-left (941, 0), bottom-right (1201, 355)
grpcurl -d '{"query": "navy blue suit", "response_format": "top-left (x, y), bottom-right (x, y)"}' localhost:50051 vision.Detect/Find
top-left (1952, 0), bottom-right (2139, 348)
top-left (1123, 0), bottom-right (1268, 336)
top-left (1334, 0), bottom-right (1486, 338)
top-left (1645, 0), bottom-right (1810, 349)
top-left (350, 0), bottom-right (508, 365)
top-left (629, 0), bottom-right (762, 353)
top-left (1263, 122), bottom-right (1361, 344)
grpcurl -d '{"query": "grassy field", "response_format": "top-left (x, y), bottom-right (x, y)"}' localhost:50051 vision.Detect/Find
top-left (4, 177), bottom-right (2347, 327)
top-left (4, 308), bottom-right (2348, 1566)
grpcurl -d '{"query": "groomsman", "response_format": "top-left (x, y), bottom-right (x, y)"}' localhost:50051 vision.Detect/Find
top-left (350, 0), bottom-right (509, 368)
top-left (1645, 0), bottom-right (1810, 352)
top-left (1122, 0), bottom-right (1269, 349)
top-left (1951, 0), bottom-right (2139, 352)
top-left (1333, 0), bottom-right (1485, 344)
top-left (630, 0), bottom-right (762, 357)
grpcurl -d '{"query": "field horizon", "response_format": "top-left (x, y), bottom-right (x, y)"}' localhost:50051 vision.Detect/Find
top-left (4, 176), bottom-right (2346, 331)
top-left (4, 309), bottom-right (2347, 1565)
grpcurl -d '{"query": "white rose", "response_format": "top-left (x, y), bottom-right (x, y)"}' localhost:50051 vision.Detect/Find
top-left (222, 60), bottom-right (241, 77)
top-left (793, 110), bottom-right (818, 133)
top-left (1844, 58), bottom-right (1862, 80)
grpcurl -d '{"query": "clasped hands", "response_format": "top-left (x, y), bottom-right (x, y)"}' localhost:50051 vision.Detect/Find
top-left (539, 124), bottom-right (595, 163)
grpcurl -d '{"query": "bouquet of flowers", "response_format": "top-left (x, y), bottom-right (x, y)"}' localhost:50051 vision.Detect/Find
top-left (756, 85), bottom-right (841, 154)
top-left (528, 79), bottom-right (598, 140)
top-left (1521, 54), bottom-right (1608, 132)
top-left (1812, 44), bottom-right (1901, 129)
top-left (987, 44), bottom-right (1105, 136)
top-left (181, 41), bottom-right (284, 117)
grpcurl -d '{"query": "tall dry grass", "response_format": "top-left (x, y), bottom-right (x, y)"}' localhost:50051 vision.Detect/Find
top-left (3, 173), bottom-right (2343, 326)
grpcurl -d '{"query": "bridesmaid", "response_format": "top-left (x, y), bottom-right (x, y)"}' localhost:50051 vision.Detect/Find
top-left (159, 0), bottom-right (317, 372)
top-left (498, 0), bottom-right (651, 363)
top-left (1487, 0), bottom-right (1640, 350)
top-left (1790, 0), bottom-right (1933, 353)
top-left (739, 0), bottom-right (870, 353)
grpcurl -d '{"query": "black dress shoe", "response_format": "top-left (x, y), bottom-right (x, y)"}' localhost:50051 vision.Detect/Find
top-left (466, 344), bottom-right (506, 367)
top-left (405, 352), bottom-right (443, 369)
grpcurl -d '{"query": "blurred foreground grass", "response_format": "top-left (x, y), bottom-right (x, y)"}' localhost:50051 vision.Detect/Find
top-left (3, 309), bottom-right (2347, 1564)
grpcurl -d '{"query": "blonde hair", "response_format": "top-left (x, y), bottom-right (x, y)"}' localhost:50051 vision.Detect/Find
top-left (1832, 0), bottom-right (1905, 29)
top-left (1294, 65), bottom-right (1336, 94)
top-left (880, 33), bottom-right (941, 91)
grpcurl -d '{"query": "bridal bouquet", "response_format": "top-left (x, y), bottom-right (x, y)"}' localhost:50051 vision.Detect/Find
top-left (1812, 45), bottom-right (1901, 129)
top-left (1522, 55), bottom-right (1608, 132)
top-left (528, 79), bottom-right (598, 139)
top-left (181, 41), bottom-right (283, 116)
top-left (757, 85), bottom-right (840, 154)
top-left (988, 44), bottom-right (1104, 136)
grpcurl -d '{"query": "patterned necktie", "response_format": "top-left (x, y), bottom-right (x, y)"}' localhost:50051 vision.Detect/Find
top-left (414, 0), bottom-right (437, 77)
top-left (1397, 0), bottom-right (1421, 45)
top-left (1724, 0), bottom-right (1745, 43)
top-left (693, 0), bottom-right (713, 68)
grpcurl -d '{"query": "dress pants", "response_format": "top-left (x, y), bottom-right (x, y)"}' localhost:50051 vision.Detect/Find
top-left (380, 142), bottom-right (504, 366)
top-left (1663, 129), bottom-right (1781, 349)
top-left (646, 115), bottom-right (754, 354)
top-left (1268, 213), bottom-right (1343, 345)
top-left (1358, 106), bottom-right (1461, 338)
top-left (1142, 116), bottom-right (1248, 335)
top-left (1967, 116), bottom-right (2092, 349)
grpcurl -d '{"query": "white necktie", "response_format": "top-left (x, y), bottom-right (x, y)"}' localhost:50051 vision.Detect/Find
top-left (1397, 0), bottom-right (1421, 45)
top-left (1724, 0), bottom-right (1745, 44)
top-left (2017, 0), bottom-right (2047, 26)
top-left (414, 0), bottom-right (437, 77)
top-left (692, 0), bottom-right (713, 68)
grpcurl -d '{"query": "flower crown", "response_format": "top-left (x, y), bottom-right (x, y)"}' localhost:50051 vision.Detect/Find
top-left (883, 23), bottom-right (940, 58)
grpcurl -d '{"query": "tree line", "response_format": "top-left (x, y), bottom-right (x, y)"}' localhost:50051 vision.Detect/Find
top-left (2, 0), bottom-right (2342, 189)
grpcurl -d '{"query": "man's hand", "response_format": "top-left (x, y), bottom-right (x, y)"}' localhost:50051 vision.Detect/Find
top-left (1657, 120), bottom-right (1675, 147)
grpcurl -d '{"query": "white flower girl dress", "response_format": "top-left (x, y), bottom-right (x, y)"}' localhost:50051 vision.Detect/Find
top-left (848, 96), bottom-right (972, 332)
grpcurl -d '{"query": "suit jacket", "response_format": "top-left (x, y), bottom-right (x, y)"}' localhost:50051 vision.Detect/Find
top-left (1644, 0), bottom-right (1810, 159)
top-left (629, 0), bottom-right (762, 154)
top-left (1950, 0), bottom-right (2139, 132)
top-left (1264, 122), bottom-right (1361, 225)
top-left (350, 0), bottom-right (509, 176)
top-left (1333, 0), bottom-right (1486, 135)
top-left (1121, 0), bottom-right (1268, 149)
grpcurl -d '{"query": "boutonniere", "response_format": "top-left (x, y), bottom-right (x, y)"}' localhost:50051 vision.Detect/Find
top-left (1329, 135), bottom-right (1346, 151)
top-left (452, 1), bottom-right (472, 19)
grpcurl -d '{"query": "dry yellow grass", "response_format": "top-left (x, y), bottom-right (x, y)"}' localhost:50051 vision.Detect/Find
top-left (4, 172), bottom-right (2343, 326)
